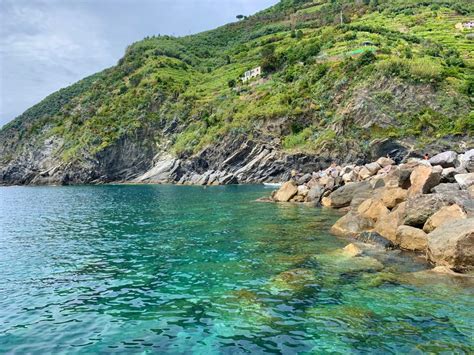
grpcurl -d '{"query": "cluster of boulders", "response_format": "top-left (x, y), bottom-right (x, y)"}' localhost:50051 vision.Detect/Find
top-left (270, 150), bottom-right (474, 273)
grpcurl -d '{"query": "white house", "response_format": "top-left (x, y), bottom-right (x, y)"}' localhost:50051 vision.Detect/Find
top-left (242, 66), bottom-right (261, 82)
top-left (464, 21), bottom-right (474, 30)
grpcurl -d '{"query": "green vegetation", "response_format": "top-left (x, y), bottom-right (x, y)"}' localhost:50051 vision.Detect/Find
top-left (1, 0), bottom-right (473, 163)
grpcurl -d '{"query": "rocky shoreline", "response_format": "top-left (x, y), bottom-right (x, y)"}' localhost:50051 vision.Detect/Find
top-left (268, 150), bottom-right (474, 274)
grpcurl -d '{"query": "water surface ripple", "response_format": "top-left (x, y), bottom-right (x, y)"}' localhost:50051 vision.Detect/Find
top-left (0, 185), bottom-right (473, 353)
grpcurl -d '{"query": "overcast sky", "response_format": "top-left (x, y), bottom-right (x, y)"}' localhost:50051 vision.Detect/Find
top-left (0, 0), bottom-right (277, 127)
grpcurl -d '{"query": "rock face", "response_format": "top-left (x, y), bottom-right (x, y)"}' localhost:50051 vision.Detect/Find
top-left (273, 181), bottom-right (298, 202)
top-left (396, 226), bottom-right (428, 252)
top-left (330, 212), bottom-right (374, 237)
top-left (423, 204), bottom-right (467, 233)
top-left (427, 218), bottom-right (474, 272)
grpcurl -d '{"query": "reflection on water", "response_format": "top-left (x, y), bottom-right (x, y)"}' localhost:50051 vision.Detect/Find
top-left (0, 185), bottom-right (473, 353)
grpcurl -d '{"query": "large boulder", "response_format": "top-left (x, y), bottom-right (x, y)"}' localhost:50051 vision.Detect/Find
top-left (423, 204), bottom-right (467, 233)
top-left (273, 181), bottom-right (298, 202)
top-left (357, 198), bottom-right (389, 222)
top-left (428, 151), bottom-right (457, 168)
top-left (380, 187), bottom-right (408, 209)
top-left (427, 218), bottom-right (474, 272)
top-left (408, 165), bottom-right (442, 196)
top-left (403, 194), bottom-right (451, 227)
top-left (454, 173), bottom-right (474, 189)
top-left (329, 181), bottom-right (371, 208)
top-left (374, 202), bottom-right (406, 243)
top-left (330, 212), bottom-right (374, 237)
top-left (396, 226), bottom-right (428, 252)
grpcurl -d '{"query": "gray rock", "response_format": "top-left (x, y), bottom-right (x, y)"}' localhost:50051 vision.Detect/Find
top-left (329, 181), bottom-right (372, 208)
top-left (428, 151), bottom-right (457, 168)
top-left (455, 149), bottom-right (474, 173)
top-left (404, 194), bottom-right (452, 227)
top-left (355, 231), bottom-right (395, 249)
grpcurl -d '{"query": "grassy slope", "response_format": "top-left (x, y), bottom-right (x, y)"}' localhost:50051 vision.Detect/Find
top-left (1, 0), bottom-right (473, 165)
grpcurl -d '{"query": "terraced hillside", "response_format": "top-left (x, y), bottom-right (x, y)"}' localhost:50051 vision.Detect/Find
top-left (1, 0), bottom-right (473, 185)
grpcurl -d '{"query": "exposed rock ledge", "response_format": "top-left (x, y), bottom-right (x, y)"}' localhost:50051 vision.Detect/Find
top-left (270, 149), bottom-right (474, 273)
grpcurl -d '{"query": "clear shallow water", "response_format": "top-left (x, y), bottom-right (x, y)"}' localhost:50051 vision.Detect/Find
top-left (0, 185), bottom-right (473, 354)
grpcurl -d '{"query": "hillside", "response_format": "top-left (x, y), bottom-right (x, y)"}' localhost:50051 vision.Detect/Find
top-left (1, 0), bottom-right (473, 185)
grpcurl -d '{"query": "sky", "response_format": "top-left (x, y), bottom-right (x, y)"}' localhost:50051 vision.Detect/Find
top-left (0, 0), bottom-right (278, 127)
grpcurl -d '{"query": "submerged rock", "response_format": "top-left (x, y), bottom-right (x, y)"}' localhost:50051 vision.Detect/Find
top-left (330, 212), bottom-right (374, 237)
top-left (268, 268), bottom-right (317, 293)
top-left (342, 243), bottom-right (363, 257)
top-left (355, 232), bottom-right (395, 249)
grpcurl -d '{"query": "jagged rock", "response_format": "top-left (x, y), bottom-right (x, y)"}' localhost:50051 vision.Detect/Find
top-left (403, 194), bottom-right (451, 227)
top-left (330, 212), bottom-right (374, 237)
top-left (408, 165), bottom-right (442, 196)
top-left (357, 198), bottom-right (389, 222)
top-left (455, 173), bottom-right (474, 189)
top-left (380, 187), bottom-right (408, 209)
top-left (423, 204), bottom-right (467, 233)
top-left (376, 157), bottom-right (395, 168)
top-left (374, 202), bottom-right (406, 243)
top-left (329, 181), bottom-right (371, 208)
top-left (396, 226), bottom-right (428, 252)
top-left (428, 151), bottom-right (457, 168)
top-left (431, 183), bottom-right (460, 194)
top-left (273, 181), bottom-right (298, 202)
top-left (427, 218), bottom-right (474, 272)
top-left (355, 231), bottom-right (395, 249)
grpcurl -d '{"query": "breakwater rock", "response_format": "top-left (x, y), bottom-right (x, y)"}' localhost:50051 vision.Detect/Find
top-left (270, 150), bottom-right (474, 273)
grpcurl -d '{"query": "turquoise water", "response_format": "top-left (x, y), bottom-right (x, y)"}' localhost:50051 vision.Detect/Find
top-left (0, 185), bottom-right (473, 353)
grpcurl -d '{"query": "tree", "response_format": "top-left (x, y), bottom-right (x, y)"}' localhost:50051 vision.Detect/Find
top-left (228, 79), bottom-right (236, 88)
top-left (261, 44), bottom-right (279, 73)
top-left (296, 30), bottom-right (304, 40)
top-left (225, 55), bottom-right (231, 65)
top-left (236, 14), bottom-right (244, 20)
